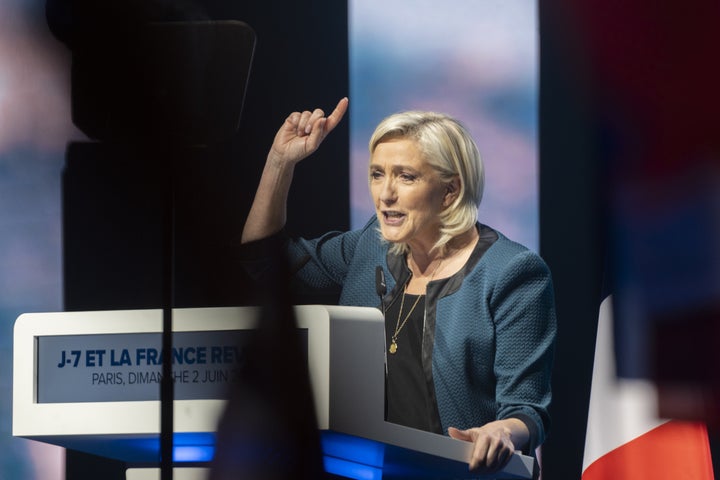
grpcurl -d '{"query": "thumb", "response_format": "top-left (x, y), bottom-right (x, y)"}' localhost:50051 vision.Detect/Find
top-left (448, 427), bottom-right (472, 441)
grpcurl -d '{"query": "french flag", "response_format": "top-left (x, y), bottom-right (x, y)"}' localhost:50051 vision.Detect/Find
top-left (581, 295), bottom-right (714, 479)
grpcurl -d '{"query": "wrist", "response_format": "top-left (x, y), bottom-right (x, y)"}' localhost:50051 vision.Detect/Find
top-left (265, 151), bottom-right (297, 175)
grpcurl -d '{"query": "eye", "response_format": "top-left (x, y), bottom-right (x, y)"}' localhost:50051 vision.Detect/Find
top-left (369, 170), bottom-right (383, 180)
top-left (399, 172), bottom-right (417, 182)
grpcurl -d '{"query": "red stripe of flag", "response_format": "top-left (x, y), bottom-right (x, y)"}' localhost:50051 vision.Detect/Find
top-left (583, 420), bottom-right (713, 480)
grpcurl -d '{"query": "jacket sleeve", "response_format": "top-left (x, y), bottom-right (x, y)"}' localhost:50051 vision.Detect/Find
top-left (239, 218), bottom-right (377, 291)
top-left (490, 249), bottom-right (557, 453)
top-left (286, 219), bottom-right (377, 289)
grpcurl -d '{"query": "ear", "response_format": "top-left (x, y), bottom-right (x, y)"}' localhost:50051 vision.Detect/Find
top-left (443, 176), bottom-right (461, 207)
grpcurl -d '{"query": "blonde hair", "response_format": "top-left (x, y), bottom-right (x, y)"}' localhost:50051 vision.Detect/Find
top-left (369, 111), bottom-right (484, 255)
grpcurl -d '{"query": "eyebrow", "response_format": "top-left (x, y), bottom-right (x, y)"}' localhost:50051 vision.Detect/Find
top-left (368, 163), bottom-right (422, 174)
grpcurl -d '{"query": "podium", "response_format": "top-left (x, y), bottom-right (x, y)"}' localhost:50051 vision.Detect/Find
top-left (13, 305), bottom-right (536, 479)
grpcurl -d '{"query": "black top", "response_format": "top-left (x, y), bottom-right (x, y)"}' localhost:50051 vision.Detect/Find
top-left (385, 292), bottom-right (443, 434)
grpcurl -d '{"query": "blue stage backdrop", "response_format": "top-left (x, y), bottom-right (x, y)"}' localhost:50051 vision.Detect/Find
top-left (349, 0), bottom-right (539, 252)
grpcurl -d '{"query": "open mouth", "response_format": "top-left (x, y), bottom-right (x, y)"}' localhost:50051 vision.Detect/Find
top-left (382, 211), bottom-right (405, 224)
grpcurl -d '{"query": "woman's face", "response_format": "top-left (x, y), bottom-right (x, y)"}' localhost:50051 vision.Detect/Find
top-left (369, 138), bottom-right (450, 252)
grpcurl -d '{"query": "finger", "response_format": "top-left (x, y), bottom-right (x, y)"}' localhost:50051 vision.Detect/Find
top-left (298, 108), bottom-right (325, 136)
top-left (484, 442), bottom-right (501, 470)
top-left (485, 444), bottom-right (512, 473)
top-left (285, 111), bottom-right (301, 129)
top-left (305, 108), bottom-right (326, 134)
top-left (448, 427), bottom-right (471, 441)
top-left (296, 110), bottom-right (315, 136)
top-left (495, 446), bottom-right (512, 469)
top-left (304, 117), bottom-right (328, 152)
top-left (324, 97), bottom-right (349, 133)
top-left (469, 437), bottom-right (490, 471)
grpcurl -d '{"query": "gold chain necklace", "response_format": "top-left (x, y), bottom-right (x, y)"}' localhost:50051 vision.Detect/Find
top-left (389, 257), bottom-right (443, 354)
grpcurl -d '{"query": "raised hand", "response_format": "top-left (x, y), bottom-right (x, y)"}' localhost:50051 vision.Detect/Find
top-left (241, 97), bottom-right (349, 243)
top-left (268, 97), bottom-right (349, 168)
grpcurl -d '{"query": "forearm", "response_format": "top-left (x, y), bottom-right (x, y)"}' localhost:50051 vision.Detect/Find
top-left (241, 154), bottom-right (296, 243)
top-left (241, 98), bottom-right (348, 244)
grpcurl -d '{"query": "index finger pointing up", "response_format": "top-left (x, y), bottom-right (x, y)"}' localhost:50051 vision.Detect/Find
top-left (323, 97), bottom-right (349, 134)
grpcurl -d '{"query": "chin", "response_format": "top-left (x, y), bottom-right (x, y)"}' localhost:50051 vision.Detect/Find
top-left (383, 237), bottom-right (409, 250)
top-left (379, 227), bottom-right (402, 244)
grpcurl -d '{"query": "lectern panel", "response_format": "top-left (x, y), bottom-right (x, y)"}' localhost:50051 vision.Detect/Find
top-left (13, 306), bottom-right (535, 479)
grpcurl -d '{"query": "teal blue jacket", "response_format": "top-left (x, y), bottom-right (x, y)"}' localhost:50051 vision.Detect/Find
top-left (283, 218), bottom-right (556, 453)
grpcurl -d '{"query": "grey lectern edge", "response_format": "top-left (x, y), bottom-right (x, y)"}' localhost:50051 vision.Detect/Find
top-left (13, 305), bottom-right (535, 479)
top-left (322, 305), bottom-right (535, 479)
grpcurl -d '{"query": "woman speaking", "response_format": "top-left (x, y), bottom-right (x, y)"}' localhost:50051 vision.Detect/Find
top-left (241, 98), bottom-right (556, 475)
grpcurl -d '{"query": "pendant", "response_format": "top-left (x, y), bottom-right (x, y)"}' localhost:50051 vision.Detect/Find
top-left (389, 340), bottom-right (398, 354)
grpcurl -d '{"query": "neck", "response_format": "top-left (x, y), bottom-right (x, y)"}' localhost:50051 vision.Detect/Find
top-left (408, 227), bottom-right (478, 273)
top-left (408, 250), bottom-right (442, 275)
top-left (406, 253), bottom-right (444, 292)
top-left (408, 252), bottom-right (444, 279)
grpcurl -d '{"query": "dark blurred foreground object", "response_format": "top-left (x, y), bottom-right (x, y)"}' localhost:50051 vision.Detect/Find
top-left (561, 0), bottom-right (720, 468)
top-left (57, 14), bottom-right (258, 311)
top-left (539, 2), bottom-right (720, 478)
top-left (210, 252), bottom-right (326, 480)
top-left (69, 20), bottom-right (256, 145)
top-left (49, 3), bottom-right (257, 478)
top-left (47, 1), bottom-right (256, 145)
top-left (567, 0), bottom-right (720, 425)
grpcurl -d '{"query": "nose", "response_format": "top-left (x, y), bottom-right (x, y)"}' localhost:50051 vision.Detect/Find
top-left (379, 177), bottom-right (397, 205)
